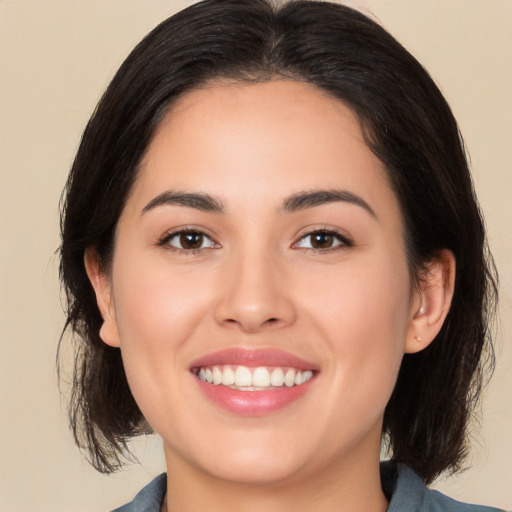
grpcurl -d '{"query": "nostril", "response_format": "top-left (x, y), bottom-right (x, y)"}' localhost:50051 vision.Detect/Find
top-left (222, 316), bottom-right (282, 331)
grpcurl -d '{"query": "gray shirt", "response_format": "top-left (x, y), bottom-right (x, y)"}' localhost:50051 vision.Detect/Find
top-left (111, 461), bottom-right (506, 512)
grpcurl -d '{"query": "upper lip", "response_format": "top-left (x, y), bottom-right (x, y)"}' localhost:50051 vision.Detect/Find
top-left (190, 348), bottom-right (320, 371)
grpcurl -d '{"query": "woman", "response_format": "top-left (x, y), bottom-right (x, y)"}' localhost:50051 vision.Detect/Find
top-left (58, 1), bottom-right (502, 510)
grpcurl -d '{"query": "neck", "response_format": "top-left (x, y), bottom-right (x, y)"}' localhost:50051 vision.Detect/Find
top-left (162, 442), bottom-right (388, 512)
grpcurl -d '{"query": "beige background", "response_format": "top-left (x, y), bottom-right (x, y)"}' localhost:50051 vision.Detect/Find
top-left (0, 1), bottom-right (510, 510)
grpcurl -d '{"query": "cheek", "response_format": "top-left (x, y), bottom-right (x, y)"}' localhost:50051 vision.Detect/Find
top-left (110, 257), bottom-right (217, 413)
top-left (302, 254), bottom-right (411, 416)
top-left (305, 250), bottom-right (411, 340)
top-left (112, 249), bottom-right (217, 335)
top-left (114, 272), bottom-right (200, 346)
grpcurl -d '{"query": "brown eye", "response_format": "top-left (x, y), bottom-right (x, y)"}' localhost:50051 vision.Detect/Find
top-left (162, 230), bottom-right (216, 251)
top-left (180, 232), bottom-right (204, 249)
top-left (310, 232), bottom-right (334, 249)
top-left (294, 230), bottom-right (352, 251)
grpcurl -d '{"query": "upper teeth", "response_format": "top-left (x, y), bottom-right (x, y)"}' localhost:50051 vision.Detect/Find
top-left (196, 365), bottom-right (314, 388)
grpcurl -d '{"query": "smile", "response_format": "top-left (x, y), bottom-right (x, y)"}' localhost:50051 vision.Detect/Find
top-left (194, 365), bottom-right (315, 390)
top-left (190, 348), bottom-right (319, 415)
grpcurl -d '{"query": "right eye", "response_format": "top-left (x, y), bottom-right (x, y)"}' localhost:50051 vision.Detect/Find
top-left (159, 229), bottom-right (218, 253)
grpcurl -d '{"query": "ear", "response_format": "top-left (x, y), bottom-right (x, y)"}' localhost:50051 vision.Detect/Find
top-left (405, 249), bottom-right (456, 354)
top-left (84, 247), bottom-right (121, 347)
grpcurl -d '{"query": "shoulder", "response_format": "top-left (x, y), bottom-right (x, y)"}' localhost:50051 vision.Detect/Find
top-left (110, 466), bottom-right (506, 512)
top-left (381, 461), bottom-right (506, 512)
top-left (110, 473), bottom-right (167, 512)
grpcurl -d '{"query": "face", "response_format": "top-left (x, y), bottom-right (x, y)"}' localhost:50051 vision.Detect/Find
top-left (92, 80), bottom-right (425, 486)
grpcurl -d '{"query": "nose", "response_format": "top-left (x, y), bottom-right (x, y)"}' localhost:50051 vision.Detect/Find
top-left (214, 250), bottom-right (297, 333)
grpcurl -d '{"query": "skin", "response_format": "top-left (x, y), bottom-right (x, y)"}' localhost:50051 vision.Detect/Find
top-left (86, 80), bottom-right (455, 512)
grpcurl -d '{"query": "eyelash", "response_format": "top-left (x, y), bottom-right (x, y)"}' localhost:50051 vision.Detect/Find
top-left (157, 228), bottom-right (353, 255)
top-left (157, 228), bottom-right (219, 255)
top-left (292, 228), bottom-right (353, 254)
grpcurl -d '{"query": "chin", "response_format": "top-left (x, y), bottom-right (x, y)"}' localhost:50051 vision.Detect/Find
top-left (165, 427), bottom-right (313, 486)
top-left (200, 450), bottom-right (306, 486)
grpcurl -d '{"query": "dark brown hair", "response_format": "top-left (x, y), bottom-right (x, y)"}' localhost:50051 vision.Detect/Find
top-left (58, 0), bottom-right (497, 484)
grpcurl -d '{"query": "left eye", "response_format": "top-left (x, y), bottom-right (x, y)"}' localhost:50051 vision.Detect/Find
top-left (294, 230), bottom-right (350, 250)
top-left (163, 230), bottom-right (216, 251)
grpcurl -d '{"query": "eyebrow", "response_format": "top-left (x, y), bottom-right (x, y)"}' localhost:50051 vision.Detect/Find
top-left (142, 190), bottom-right (225, 214)
top-left (141, 188), bottom-right (376, 218)
top-left (282, 189), bottom-right (377, 218)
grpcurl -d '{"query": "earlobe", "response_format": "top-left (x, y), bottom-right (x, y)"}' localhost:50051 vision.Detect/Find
top-left (84, 248), bottom-right (121, 348)
top-left (405, 250), bottom-right (456, 354)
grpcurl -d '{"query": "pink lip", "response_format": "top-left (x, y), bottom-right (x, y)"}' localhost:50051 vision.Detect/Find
top-left (190, 348), bottom-right (319, 416)
top-left (189, 347), bottom-right (319, 371)
top-left (195, 378), bottom-right (316, 416)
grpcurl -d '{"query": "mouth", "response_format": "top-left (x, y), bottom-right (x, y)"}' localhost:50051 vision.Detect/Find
top-left (192, 365), bottom-right (315, 390)
top-left (190, 348), bottom-right (319, 415)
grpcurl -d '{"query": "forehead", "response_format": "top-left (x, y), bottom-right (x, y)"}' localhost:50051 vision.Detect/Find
top-left (128, 80), bottom-right (399, 222)
top-left (148, 80), bottom-right (368, 172)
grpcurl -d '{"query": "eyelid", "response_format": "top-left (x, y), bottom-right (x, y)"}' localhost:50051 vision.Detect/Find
top-left (157, 226), bottom-right (220, 252)
top-left (156, 225), bottom-right (352, 254)
top-left (291, 227), bottom-right (354, 252)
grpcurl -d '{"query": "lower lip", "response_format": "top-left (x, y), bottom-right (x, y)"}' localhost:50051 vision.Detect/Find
top-left (194, 377), bottom-right (316, 416)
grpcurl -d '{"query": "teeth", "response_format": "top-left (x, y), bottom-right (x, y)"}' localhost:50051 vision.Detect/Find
top-left (234, 366), bottom-right (252, 387)
top-left (222, 366), bottom-right (235, 385)
top-left (285, 368), bottom-right (296, 387)
top-left (196, 365), bottom-right (314, 389)
top-left (253, 367), bottom-right (271, 387)
top-left (270, 367), bottom-right (285, 386)
top-left (212, 366), bottom-right (223, 385)
top-left (303, 370), bottom-right (313, 382)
